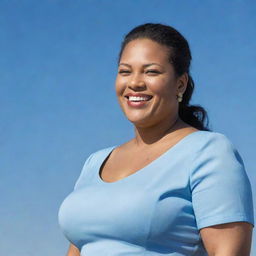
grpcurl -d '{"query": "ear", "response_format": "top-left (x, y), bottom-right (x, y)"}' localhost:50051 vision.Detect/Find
top-left (176, 73), bottom-right (189, 94)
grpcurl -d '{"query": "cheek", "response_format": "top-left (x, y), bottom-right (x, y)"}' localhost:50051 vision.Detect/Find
top-left (115, 77), bottom-right (124, 95)
top-left (148, 77), bottom-right (175, 97)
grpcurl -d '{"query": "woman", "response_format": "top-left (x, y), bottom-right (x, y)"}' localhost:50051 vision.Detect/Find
top-left (58, 23), bottom-right (254, 256)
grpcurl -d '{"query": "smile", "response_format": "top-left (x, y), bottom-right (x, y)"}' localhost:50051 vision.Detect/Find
top-left (124, 95), bottom-right (153, 107)
top-left (126, 96), bottom-right (152, 101)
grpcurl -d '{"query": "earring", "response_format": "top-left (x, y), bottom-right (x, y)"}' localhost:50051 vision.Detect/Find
top-left (177, 92), bottom-right (183, 103)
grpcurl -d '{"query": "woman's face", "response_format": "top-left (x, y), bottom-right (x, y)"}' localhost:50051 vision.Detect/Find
top-left (115, 38), bottom-right (186, 127)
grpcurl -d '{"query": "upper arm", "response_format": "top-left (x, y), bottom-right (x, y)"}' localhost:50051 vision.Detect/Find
top-left (74, 152), bottom-right (95, 190)
top-left (200, 221), bottom-right (253, 256)
top-left (66, 243), bottom-right (80, 256)
top-left (190, 134), bottom-right (254, 254)
top-left (190, 134), bottom-right (254, 230)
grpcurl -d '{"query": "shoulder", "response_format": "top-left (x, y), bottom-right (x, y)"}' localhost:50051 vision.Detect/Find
top-left (189, 130), bottom-right (247, 187)
top-left (189, 132), bottom-right (254, 229)
top-left (73, 145), bottom-right (118, 190)
top-left (194, 130), bottom-right (232, 142)
top-left (86, 145), bottom-right (118, 162)
top-left (191, 130), bottom-right (238, 155)
top-left (189, 131), bottom-right (246, 184)
top-left (92, 145), bottom-right (118, 155)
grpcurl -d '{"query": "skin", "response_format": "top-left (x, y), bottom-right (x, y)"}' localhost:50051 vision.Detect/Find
top-left (66, 243), bottom-right (80, 256)
top-left (66, 38), bottom-right (253, 255)
top-left (115, 38), bottom-right (189, 148)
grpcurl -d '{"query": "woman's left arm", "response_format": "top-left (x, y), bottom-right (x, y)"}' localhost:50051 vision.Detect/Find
top-left (200, 221), bottom-right (253, 256)
top-left (190, 134), bottom-right (255, 255)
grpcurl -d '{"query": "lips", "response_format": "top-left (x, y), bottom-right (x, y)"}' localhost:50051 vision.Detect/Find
top-left (123, 93), bottom-right (153, 108)
top-left (124, 93), bottom-right (153, 101)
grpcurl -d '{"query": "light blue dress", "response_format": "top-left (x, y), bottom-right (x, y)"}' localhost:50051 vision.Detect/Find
top-left (58, 131), bottom-right (254, 255)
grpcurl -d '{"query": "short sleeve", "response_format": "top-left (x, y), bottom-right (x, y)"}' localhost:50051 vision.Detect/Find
top-left (190, 133), bottom-right (254, 230)
top-left (73, 152), bottom-right (95, 190)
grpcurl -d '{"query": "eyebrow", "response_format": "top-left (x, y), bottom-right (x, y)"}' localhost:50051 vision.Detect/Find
top-left (119, 63), bottom-right (163, 68)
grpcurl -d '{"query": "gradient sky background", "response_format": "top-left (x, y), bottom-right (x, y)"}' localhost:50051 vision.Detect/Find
top-left (1, 1), bottom-right (255, 255)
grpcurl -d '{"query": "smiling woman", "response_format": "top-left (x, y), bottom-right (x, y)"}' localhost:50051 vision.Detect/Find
top-left (58, 23), bottom-right (254, 256)
top-left (115, 38), bottom-right (188, 128)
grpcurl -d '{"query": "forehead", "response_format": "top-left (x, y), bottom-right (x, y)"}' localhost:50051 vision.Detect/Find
top-left (120, 38), bottom-right (171, 64)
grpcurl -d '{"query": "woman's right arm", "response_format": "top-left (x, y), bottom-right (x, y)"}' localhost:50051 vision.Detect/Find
top-left (66, 243), bottom-right (80, 256)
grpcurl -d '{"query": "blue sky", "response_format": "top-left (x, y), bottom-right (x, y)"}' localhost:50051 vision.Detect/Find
top-left (0, 1), bottom-right (255, 255)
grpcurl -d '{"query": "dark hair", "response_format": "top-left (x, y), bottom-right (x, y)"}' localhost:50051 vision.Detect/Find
top-left (118, 23), bottom-right (211, 131)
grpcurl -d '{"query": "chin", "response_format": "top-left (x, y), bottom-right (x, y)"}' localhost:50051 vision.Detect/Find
top-left (125, 115), bottom-right (153, 127)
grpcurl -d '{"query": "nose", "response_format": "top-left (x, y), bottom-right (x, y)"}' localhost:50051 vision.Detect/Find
top-left (128, 74), bottom-right (146, 90)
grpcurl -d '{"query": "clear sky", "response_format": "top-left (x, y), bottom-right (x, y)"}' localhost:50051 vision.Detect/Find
top-left (0, 0), bottom-right (255, 255)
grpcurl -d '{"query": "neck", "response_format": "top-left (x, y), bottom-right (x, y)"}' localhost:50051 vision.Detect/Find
top-left (133, 115), bottom-right (186, 147)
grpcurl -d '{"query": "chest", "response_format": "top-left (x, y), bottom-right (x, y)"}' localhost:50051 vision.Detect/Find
top-left (58, 154), bottom-right (199, 253)
top-left (99, 144), bottom-right (180, 183)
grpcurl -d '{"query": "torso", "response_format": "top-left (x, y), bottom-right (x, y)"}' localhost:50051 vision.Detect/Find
top-left (99, 126), bottom-right (199, 183)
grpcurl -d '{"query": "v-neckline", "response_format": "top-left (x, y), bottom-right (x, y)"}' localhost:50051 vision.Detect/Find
top-left (97, 130), bottom-right (204, 185)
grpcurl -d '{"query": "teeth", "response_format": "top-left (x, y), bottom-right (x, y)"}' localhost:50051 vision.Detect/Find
top-left (128, 96), bottom-right (150, 101)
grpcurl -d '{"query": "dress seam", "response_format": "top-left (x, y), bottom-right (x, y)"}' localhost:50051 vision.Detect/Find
top-left (142, 195), bottom-right (159, 255)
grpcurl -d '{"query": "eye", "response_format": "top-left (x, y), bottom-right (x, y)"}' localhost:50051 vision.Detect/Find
top-left (146, 70), bottom-right (161, 74)
top-left (118, 70), bottom-right (131, 75)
